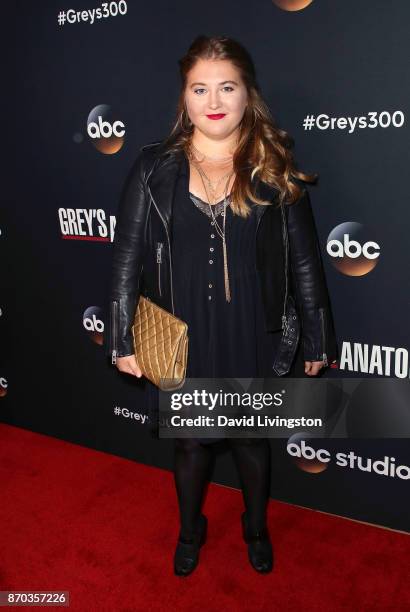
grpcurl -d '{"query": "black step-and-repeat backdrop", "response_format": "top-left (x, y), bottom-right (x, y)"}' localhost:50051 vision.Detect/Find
top-left (4, 1), bottom-right (409, 532)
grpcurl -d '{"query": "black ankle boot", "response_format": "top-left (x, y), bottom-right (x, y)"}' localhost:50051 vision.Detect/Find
top-left (174, 514), bottom-right (207, 577)
top-left (241, 511), bottom-right (273, 573)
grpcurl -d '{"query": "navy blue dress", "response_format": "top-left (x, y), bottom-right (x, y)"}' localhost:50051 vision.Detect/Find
top-left (171, 152), bottom-right (281, 380)
top-left (146, 152), bottom-right (289, 441)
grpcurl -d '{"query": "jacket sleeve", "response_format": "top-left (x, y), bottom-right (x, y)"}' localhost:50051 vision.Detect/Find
top-left (286, 186), bottom-right (338, 366)
top-left (105, 151), bottom-right (150, 363)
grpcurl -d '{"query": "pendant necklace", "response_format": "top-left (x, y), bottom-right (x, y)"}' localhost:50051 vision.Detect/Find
top-left (188, 145), bottom-right (234, 302)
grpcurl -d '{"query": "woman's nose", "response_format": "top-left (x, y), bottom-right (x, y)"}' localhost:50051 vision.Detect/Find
top-left (208, 91), bottom-right (222, 109)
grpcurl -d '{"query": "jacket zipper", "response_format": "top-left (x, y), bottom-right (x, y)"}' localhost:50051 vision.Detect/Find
top-left (145, 167), bottom-right (175, 315)
top-left (156, 242), bottom-right (163, 297)
top-left (319, 307), bottom-right (328, 366)
top-left (111, 299), bottom-right (119, 364)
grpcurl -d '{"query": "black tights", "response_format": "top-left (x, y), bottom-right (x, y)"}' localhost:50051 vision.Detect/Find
top-left (174, 437), bottom-right (271, 539)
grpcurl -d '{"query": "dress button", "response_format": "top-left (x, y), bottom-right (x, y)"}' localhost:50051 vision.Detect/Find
top-left (210, 234), bottom-right (215, 238)
top-left (208, 296), bottom-right (212, 300)
top-left (211, 221), bottom-right (215, 226)
top-left (209, 283), bottom-right (213, 288)
top-left (209, 247), bottom-right (214, 252)
top-left (209, 260), bottom-right (213, 264)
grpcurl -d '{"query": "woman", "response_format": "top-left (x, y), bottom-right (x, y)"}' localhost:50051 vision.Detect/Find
top-left (106, 35), bottom-right (338, 577)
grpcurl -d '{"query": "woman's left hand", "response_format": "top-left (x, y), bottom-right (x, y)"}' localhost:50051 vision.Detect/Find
top-left (304, 360), bottom-right (325, 376)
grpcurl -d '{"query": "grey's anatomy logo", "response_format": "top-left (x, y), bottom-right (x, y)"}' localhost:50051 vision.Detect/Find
top-left (87, 104), bottom-right (125, 154)
top-left (83, 306), bottom-right (104, 345)
top-left (326, 222), bottom-right (380, 276)
top-left (339, 342), bottom-right (409, 378)
top-left (58, 208), bottom-right (116, 242)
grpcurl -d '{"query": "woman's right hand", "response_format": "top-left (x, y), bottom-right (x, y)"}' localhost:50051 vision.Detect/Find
top-left (115, 354), bottom-right (143, 378)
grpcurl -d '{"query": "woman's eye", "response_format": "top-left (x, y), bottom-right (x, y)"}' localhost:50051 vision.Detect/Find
top-left (193, 86), bottom-right (234, 95)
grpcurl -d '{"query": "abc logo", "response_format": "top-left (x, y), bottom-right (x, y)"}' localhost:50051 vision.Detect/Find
top-left (87, 104), bottom-right (125, 154)
top-left (83, 306), bottom-right (104, 345)
top-left (88, 117), bottom-right (124, 139)
top-left (272, 1), bottom-right (313, 11)
top-left (326, 222), bottom-right (380, 276)
top-left (0, 376), bottom-right (8, 397)
top-left (287, 434), bottom-right (329, 473)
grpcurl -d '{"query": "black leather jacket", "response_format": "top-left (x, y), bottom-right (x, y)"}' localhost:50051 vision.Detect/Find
top-left (105, 140), bottom-right (338, 369)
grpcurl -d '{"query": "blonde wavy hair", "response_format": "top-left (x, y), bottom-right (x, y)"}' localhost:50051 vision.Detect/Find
top-left (161, 34), bottom-right (318, 218)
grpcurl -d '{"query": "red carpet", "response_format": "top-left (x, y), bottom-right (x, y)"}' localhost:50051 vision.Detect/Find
top-left (1, 423), bottom-right (409, 612)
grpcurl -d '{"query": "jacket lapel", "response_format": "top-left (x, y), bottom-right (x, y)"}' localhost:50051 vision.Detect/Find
top-left (146, 149), bottom-right (181, 230)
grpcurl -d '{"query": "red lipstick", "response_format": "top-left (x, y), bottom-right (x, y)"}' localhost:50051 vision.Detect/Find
top-left (206, 114), bottom-right (226, 120)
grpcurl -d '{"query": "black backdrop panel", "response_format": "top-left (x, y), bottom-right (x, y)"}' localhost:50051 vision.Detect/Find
top-left (3, 0), bottom-right (409, 532)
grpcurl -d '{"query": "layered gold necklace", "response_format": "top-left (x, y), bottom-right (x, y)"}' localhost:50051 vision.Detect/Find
top-left (187, 142), bottom-right (235, 302)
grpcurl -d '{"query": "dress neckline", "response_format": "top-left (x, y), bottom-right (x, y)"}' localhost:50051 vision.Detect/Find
top-left (188, 191), bottom-right (229, 206)
top-left (188, 191), bottom-right (231, 219)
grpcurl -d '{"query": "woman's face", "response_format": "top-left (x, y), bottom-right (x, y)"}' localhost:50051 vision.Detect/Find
top-left (184, 58), bottom-right (248, 141)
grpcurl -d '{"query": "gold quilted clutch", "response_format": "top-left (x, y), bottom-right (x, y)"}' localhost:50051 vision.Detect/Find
top-left (131, 295), bottom-right (188, 392)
